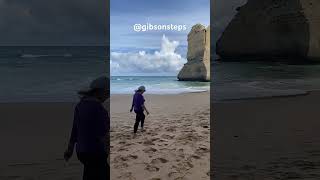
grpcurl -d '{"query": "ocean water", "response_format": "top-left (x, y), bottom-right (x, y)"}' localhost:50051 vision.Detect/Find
top-left (2, 46), bottom-right (320, 102)
top-left (0, 46), bottom-right (108, 102)
top-left (213, 61), bottom-right (320, 101)
top-left (111, 76), bottom-right (210, 94)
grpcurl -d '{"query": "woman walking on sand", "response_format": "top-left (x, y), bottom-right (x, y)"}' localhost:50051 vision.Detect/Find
top-left (130, 86), bottom-right (150, 134)
top-left (64, 76), bottom-right (110, 180)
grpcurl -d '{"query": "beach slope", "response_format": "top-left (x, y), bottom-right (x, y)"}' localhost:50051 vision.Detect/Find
top-left (111, 92), bottom-right (210, 180)
top-left (213, 91), bottom-right (320, 179)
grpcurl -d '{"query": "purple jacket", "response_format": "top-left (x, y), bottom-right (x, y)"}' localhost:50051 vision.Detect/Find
top-left (132, 92), bottom-right (145, 113)
top-left (69, 97), bottom-right (109, 153)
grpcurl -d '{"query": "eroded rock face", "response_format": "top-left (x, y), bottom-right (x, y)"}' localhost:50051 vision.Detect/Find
top-left (301, 0), bottom-right (320, 59)
top-left (178, 24), bottom-right (210, 81)
top-left (216, 0), bottom-right (320, 62)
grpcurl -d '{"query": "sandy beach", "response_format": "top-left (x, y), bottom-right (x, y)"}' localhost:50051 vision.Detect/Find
top-left (0, 102), bottom-right (84, 180)
top-left (4, 89), bottom-right (320, 179)
top-left (213, 91), bottom-right (320, 179)
top-left (110, 92), bottom-right (210, 180)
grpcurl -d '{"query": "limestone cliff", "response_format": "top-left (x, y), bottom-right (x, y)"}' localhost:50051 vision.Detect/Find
top-left (216, 0), bottom-right (320, 62)
top-left (178, 24), bottom-right (210, 81)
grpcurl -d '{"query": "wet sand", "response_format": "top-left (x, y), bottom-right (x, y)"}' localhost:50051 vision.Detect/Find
top-left (0, 102), bottom-right (83, 180)
top-left (213, 91), bottom-right (320, 179)
top-left (110, 92), bottom-right (210, 180)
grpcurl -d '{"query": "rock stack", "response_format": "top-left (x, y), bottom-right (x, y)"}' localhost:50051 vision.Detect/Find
top-left (178, 24), bottom-right (210, 81)
top-left (216, 0), bottom-right (320, 62)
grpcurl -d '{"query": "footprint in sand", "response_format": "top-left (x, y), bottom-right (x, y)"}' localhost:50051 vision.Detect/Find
top-left (186, 161), bottom-right (194, 168)
top-left (145, 164), bottom-right (160, 172)
top-left (151, 137), bottom-right (160, 141)
top-left (197, 146), bottom-right (209, 153)
top-left (168, 171), bottom-right (186, 180)
top-left (151, 157), bottom-right (168, 164)
top-left (177, 133), bottom-right (199, 144)
top-left (118, 147), bottom-right (129, 152)
top-left (144, 139), bottom-right (155, 145)
top-left (114, 162), bottom-right (129, 169)
top-left (128, 155), bottom-right (138, 159)
top-left (146, 131), bottom-right (158, 136)
top-left (173, 161), bottom-right (194, 172)
top-left (123, 143), bottom-right (134, 147)
top-left (118, 172), bottom-right (135, 180)
top-left (123, 134), bottom-right (132, 138)
top-left (168, 171), bottom-right (178, 177)
top-left (143, 147), bottom-right (157, 153)
top-left (178, 148), bottom-right (184, 153)
top-left (176, 149), bottom-right (185, 159)
top-left (114, 155), bottom-right (138, 162)
top-left (202, 125), bottom-right (209, 129)
top-left (165, 126), bottom-right (176, 132)
top-left (191, 154), bottom-right (201, 159)
top-left (161, 134), bottom-right (175, 139)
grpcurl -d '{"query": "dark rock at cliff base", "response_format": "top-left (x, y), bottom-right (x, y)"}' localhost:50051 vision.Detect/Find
top-left (216, 0), bottom-right (320, 62)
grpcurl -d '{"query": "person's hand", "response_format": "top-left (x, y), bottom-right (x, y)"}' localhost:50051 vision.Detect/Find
top-left (64, 149), bottom-right (72, 162)
top-left (146, 111), bottom-right (150, 115)
top-left (64, 145), bottom-right (73, 162)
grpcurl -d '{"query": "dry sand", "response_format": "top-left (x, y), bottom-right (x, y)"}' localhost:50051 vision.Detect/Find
top-left (213, 91), bottom-right (320, 180)
top-left (110, 92), bottom-right (210, 180)
top-left (4, 89), bottom-right (320, 180)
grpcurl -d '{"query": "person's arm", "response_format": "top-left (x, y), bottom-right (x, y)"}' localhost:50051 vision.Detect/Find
top-left (141, 96), bottom-right (149, 115)
top-left (142, 104), bottom-right (149, 115)
top-left (96, 104), bottom-right (109, 153)
top-left (64, 106), bottom-right (79, 161)
top-left (130, 96), bottom-right (134, 112)
top-left (97, 104), bottom-right (108, 138)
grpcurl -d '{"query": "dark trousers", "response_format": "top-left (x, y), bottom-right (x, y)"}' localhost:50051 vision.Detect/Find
top-left (134, 111), bottom-right (145, 133)
top-left (77, 152), bottom-right (109, 180)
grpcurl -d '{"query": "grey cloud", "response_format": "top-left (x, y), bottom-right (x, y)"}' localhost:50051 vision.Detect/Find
top-left (0, 0), bottom-right (108, 45)
top-left (0, 0), bottom-right (247, 46)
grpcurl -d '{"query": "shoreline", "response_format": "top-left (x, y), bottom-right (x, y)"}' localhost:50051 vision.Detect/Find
top-left (215, 90), bottom-right (310, 102)
top-left (0, 88), bottom-right (316, 104)
top-left (213, 89), bottom-right (320, 103)
top-left (111, 89), bottom-right (210, 96)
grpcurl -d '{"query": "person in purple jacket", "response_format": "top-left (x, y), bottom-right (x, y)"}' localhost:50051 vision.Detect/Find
top-left (130, 86), bottom-right (150, 134)
top-left (64, 76), bottom-right (109, 180)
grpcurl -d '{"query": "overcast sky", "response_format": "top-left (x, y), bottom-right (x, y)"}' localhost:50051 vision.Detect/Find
top-left (0, 0), bottom-right (108, 46)
top-left (110, 0), bottom-right (210, 76)
top-left (111, 0), bottom-right (210, 50)
top-left (0, 0), bottom-right (246, 47)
